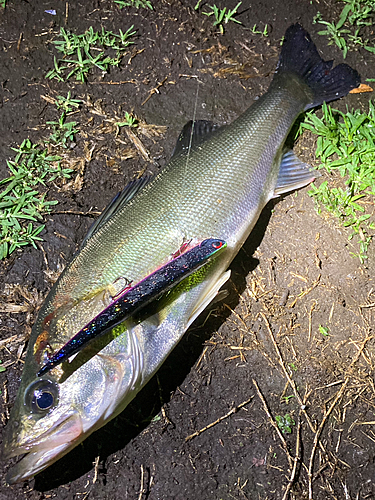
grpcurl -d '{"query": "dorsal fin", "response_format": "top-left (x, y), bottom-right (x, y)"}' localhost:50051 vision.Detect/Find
top-left (172, 120), bottom-right (222, 158)
top-left (80, 176), bottom-right (152, 249)
top-left (81, 119), bottom-right (221, 249)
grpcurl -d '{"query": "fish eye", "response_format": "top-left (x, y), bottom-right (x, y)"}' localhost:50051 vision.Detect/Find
top-left (24, 379), bottom-right (59, 414)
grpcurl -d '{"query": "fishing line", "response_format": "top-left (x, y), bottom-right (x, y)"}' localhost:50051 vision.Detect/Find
top-left (187, 78), bottom-right (200, 158)
top-left (181, 77), bottom-right (200, 194)
top-left (179, 57), bottom-right (202, 236)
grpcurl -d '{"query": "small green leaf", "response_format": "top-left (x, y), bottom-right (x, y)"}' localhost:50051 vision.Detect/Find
top-left (275, 414), bottom-right (295, 434)
top-left (319, 325), bottom-right (330, 337)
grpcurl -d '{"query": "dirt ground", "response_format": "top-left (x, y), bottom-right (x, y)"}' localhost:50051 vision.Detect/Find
top-left (0, 0), bottom-right (375, 499)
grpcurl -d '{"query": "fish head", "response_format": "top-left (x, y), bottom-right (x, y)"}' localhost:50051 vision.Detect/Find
top-left (2, 376), bottom-right (83, 484)
top-left (3, 320), bottom-right (142, 484)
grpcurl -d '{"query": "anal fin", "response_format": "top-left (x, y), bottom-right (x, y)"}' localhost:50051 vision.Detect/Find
top-left (273, 149), bottom-right (317, 198)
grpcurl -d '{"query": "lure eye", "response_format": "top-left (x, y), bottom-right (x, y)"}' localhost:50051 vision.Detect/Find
top-left (212, 240), bottom-right (223, 249)
top-left (24, 379), bottom-right (59, 414)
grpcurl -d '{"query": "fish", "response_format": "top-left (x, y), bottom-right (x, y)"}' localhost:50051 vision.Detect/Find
top-left (2, 24), bottom-right (360, 484)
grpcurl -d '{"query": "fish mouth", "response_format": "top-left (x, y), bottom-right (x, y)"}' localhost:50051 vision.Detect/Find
top-left (3, 410), bottom-right (83, 484)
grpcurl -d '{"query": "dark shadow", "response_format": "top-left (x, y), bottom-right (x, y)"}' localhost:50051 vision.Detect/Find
top-left (34, 201), bottom-right (275, 491)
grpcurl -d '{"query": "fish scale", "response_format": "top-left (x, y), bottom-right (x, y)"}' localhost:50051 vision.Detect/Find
top-left (3, 24), bottom-right (360, 484)
top-left (58, 86), bottom-right (305, 302)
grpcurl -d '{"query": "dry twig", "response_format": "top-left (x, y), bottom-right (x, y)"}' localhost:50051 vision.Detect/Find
top-left (252, 378), bottom-right (293, 469)
top-left (138, 464), bottom-right (145, 500)
top-left (92, 455), bottom-right (100, 484)
top-left (185, 397), bottom-right (253, 442)
top-left (288, 274), bottom-right (321, 308)
top-left (308, 379), bottom-right (349, 500)
top-left (307, 301), bottom-right (316, 342)
top-left (142, 77), bottom-right (168, 106)
top-left (282, 410), bottom-right (302, 500)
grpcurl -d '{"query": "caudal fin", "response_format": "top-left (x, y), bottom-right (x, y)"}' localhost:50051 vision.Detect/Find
top-left (275, 24), bottom-right (360, 109)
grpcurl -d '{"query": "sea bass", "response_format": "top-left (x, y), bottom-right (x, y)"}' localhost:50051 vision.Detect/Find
top-left (3, 24), bottom-right (360, 483)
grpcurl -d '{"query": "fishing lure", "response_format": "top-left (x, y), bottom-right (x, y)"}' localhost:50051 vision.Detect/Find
top-left (37, 238), bottom-right (226, 376)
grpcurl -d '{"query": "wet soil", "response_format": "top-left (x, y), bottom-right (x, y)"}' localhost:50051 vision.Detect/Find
top-left (0, 1), bottom-right (375, 499)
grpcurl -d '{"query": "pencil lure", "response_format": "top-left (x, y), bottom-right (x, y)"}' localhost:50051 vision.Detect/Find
top-left (37, 238), bottom-right (226, 376)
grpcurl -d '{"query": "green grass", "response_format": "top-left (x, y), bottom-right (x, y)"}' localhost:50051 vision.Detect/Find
top-left (195, 2), bottom-right (242, 34)
top-left (298, 101), bottom-right (375, 262)
top-left (116, 112), bottom-right (138, 128)
top-left (46, 113), bottom-right (79, 148)
top-left (281, 394), bottom-right (295, 404)
top-left (55, 92), bottom-right (82, 112)
top-left (114, 0), bottom-right (152, 8)
top-left (0, 96), bottom-right (79, 260)
top-left (314, 0), bottom-right (375, 58)
top-left (319, 325), bottom-right (330, 337)
top-left (249, 24), bottom-right (269, 37)
top-left (46, 26), bottom-right (136, 82)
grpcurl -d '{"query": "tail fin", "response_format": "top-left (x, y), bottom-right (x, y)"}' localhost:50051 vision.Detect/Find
top-left (274, 24), bottom-right (360, 110)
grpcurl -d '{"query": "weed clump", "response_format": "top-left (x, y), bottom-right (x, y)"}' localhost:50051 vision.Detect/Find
top-left (299, 101), bottom-right (375, 262)
top-left (314, 0), bottom-right (375, 58)
top-left (46, 26), bottom-right (136, 82)
top-left (0, 95), bottom-right (81, 260)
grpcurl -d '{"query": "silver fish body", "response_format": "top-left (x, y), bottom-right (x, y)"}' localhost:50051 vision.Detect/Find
top-left (3, 24), bottom-right (360, 483)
